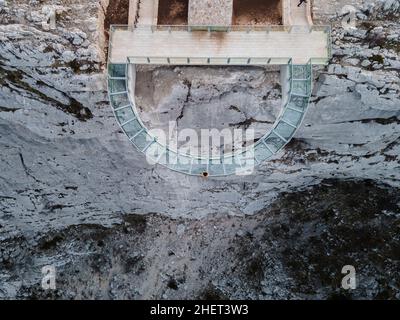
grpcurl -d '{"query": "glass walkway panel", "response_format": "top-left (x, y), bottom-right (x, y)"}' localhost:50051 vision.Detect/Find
top-left (107, 60), bottom-right (313, 177)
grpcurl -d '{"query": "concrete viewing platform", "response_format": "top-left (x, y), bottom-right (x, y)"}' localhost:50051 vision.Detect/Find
top-left (109, 25), bottom-right (331, 65)
top-left (106, 0), bottom-right (332, 176)
top-left (111, 0), bottom-right (331, 66)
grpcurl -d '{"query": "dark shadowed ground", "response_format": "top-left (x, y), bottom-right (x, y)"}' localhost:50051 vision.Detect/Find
top-left (2, 179), bottom-right (398, 300)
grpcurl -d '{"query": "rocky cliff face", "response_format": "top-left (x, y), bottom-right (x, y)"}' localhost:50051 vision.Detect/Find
top-left (0, 0), bottom-right (399, 299)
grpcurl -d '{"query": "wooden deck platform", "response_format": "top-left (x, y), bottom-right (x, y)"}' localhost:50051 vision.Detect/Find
top-left (109, 26), bottom-right (329, 65)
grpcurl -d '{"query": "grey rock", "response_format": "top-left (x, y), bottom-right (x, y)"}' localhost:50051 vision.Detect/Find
top-left (0, 0), bottom-right (399, 300)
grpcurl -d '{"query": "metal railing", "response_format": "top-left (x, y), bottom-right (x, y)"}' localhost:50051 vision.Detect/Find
top-left (127, 56), bottom-right (293, 66)
top-left (152, 24), bottom-right (292, 33)
top-left (110, 24), bottom-right (331, 34)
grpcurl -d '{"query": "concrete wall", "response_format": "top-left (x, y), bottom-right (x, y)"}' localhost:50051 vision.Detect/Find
top-left (188, 0), bottom-right (233, 26)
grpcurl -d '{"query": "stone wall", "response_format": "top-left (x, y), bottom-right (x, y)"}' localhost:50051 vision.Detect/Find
top-left (188, 0), bottom-right (233, 25)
